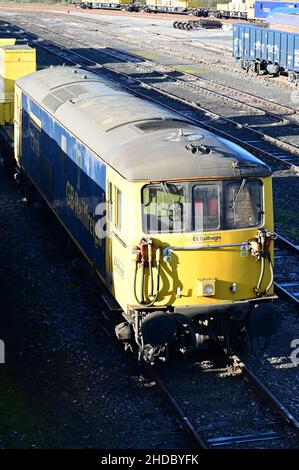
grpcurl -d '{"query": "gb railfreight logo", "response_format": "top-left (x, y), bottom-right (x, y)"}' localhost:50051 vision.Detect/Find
top-left (0, 339), bottom-right (5, 364)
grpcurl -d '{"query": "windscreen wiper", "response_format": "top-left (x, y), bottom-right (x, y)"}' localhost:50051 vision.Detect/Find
top-left (232, 178), bottom-right (246, 209)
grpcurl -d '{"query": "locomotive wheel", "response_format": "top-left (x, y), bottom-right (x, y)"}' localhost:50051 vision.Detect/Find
top-left (173, 21), bottom-right (179, 29)
top-left (177, 22), bottom-right (183, 29)
top-left (186, 23), bottom-right (193, 31)
top-left (255, 62), bottom-right (261, 76)
top-left (177, 324), bottom-right (196, 356)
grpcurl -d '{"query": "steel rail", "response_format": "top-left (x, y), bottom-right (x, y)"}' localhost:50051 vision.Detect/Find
top-left (240, 360), bottom-right (299, 437)
top-left (146, 365), bottom-right (208, 449)
top-left (51, 24), bottom-right (299, 122)
top-left (148, 353), bottom-right (299, 449)
top-left (275, 233), bottom-right (299, 253)
top-left (19, 23), bottom-right (293, 120)
top-left (8, 24), bottom-right (298, 170)
top-left (12, 20), bottom-right (299, 167)
top-left (274, 282), bottom-right (299, 305)
top-left (274, 233), bottom-right (299, 305)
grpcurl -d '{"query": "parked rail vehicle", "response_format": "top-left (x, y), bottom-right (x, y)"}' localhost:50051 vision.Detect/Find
top-left (254, 1), bottom-right (299, 19)
top-left (215, 0), bottom-right (298, 21)
top-left (216, 0), bottom-right (253, 20)
top-left (78, 0), bottom-right (134, 11)
top-left (267, 7), bottom-right (299, 31)
top-left (0, 40), bottom-right (280, 363)
top-left (77, 0), bottom-right (209, 15)
top-left (215, 9), bottom-right (248, 19)
top-left (233, 23), bottom-right (299, 82)
top-left (144, 0), bottom-right (202, 14)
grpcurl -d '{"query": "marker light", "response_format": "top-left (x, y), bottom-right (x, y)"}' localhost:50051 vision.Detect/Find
top-left (196, 279), bottom-right (216, 297)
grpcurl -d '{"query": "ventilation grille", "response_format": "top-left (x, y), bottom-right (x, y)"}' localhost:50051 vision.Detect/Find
top-left (42, 84), bottom-right (88, 112)
top-left (135, 119), bottom-right (192, 133)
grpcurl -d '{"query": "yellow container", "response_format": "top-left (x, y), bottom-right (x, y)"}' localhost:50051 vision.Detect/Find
top-left (0, 44), bottom-right (36, 125)
top-left (146, 0), bottom-right (201, 8)
top-left (0, 38), bottom-right (16, 46)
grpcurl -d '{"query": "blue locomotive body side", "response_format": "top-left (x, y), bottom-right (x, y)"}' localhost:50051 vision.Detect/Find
top-left (254, 1), bottom-right (299, 19)
top-left (20, 92), bottom-right (107, 278)
top-left (233, 23), bottom-right (299, 72)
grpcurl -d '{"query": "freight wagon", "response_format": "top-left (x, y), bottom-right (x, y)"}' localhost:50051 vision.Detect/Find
top-left (77, 0), bottom-right (208, 14)
top-left (254, 1), bottom-right (299, 19)
top-left (233, 23), bottom-right (299, 82)
top-left (216, 0), bottom-right (253, 20)
top-left (144, 0), bottom-right (201, 13)
top-left (78, 0), bottom-right (134, 10)
top-left (267, 6), bottom-right (299, 31)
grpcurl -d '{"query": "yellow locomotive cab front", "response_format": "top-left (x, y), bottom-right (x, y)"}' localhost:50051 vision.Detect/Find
top-left (107, 134), bottom-right (279, 363)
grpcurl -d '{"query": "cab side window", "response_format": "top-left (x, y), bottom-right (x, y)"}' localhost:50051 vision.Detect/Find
top-left (107, 181), bottom-right (113, 222)
top-left (115, 187), bottom-right (122, 231)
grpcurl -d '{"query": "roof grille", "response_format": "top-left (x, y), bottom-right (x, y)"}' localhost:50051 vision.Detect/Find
top-left (135, 119), bottom-right (191, 133)
top-left (42, 94), bottom-right (64, 113)
top-left (42, 84), bottom-right (88, 112)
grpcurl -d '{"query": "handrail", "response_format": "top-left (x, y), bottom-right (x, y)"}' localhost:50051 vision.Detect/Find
top-left (163, 242), bottom-right (247, 261)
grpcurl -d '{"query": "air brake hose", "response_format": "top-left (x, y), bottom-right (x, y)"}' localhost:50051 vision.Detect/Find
top-left (264, 256), bottom-right (274, 294)
top-left (133, 244), bottom-right (161, 307)
top-left (253, 230), bottom-right (274, 295)
top-left (254, 230), bottom-right (266, 294)
top-left (141, 262), bottom-right (145, 304)
top-left (145, 247), bottom-right (161, 307)
top-left (139, 238), bottom-right (147, 304)
top-left (134, 262), bottom-right (143, 305)
top-left (256, 256), bottom-right (265, 292)
top-left (148, 239), bottom-right (154, 297)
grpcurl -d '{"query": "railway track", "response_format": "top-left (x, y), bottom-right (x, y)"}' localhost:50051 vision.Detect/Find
top-left (146, 350), bottom-right (299, 449)
top-left (47, 24), bottom-right (299, 121)
top-left (2, 19), bottom-right (299, 170)
top-left (100, 284), bottom-right (299, 449)
top-left (274, 234), bottom-right (299, 305)
top-left (61, 17), bottom-right (297, 117)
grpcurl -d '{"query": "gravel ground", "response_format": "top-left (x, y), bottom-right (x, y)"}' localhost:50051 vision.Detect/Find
top-left (158, 349), bottom-right (299, 449)
top-left (3, 11), bottom-right (299, 163)
top-left (242, 297), bottom-right (299, 424)
top-left (273, 176), bottom-right (299, 243)
top-left (0, 167), bottom-right (185, 449)
top-left (0, 7), bottom-right (298, 449)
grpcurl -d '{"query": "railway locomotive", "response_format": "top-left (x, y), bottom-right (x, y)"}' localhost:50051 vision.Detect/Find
top-left (0, 40), bottom-right (280, 363)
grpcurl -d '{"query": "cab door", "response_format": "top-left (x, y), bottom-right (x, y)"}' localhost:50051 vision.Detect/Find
top-left (14, 88), bottom-right (22, 164)
top-left (105, 180), bottom-right (114, 289)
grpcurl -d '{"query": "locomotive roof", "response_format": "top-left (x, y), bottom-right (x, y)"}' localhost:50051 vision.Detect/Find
top-left (17, 66), bottom-right (271, 181)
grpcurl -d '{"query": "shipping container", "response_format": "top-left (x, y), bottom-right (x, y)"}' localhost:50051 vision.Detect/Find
top-left (254, 1), bottom-right (299, 19)
top-left (145, 0), bottom-right (201, 12)
top-left (233, 23), bottom-right (299, 81)
top-left (267, 6), bottom-right (299, 26)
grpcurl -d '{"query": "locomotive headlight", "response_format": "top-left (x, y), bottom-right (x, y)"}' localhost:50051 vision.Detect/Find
top-left (203, 284), bottom-right (214, 296)
top-left (197, 279), bottom-right (216, 297)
